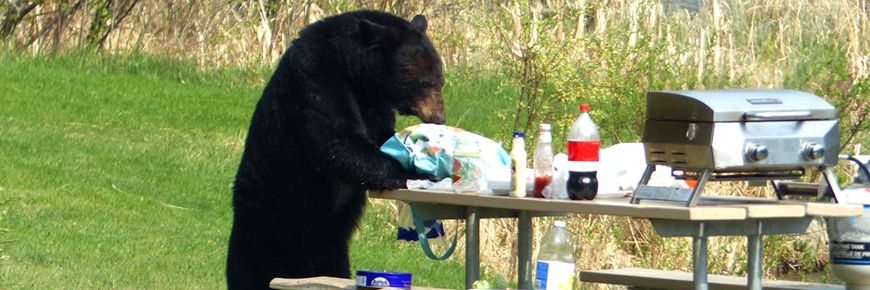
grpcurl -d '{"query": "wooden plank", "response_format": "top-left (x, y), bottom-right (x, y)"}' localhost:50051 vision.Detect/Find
top-left (782, 200), bottom-right (864, 217)
top-left (270, 277), bottom-right (354, 289)
top-left (370, 190), bottom-right (748, 221)
top-left (731, 204), bottom-right (806, 218)
top-left (270, 277), bottom-right (449, 290)
top-left (549, 198), bottom-right (748, 221)
top-left (693, 197), bottom-right (806, 218)
top-left (411, 203), bottom-right (564, 220)
top-left (579, 268), bottom-right (844, 290)
top-left (700, 196), bottom-right (862, 218)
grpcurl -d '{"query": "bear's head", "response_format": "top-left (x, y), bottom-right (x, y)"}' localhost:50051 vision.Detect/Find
top-left (358, 14), bottom-right (446, 125)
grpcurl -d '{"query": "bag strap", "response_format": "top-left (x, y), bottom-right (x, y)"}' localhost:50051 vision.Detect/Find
top-left (408, 202), bottom-right (458, 260)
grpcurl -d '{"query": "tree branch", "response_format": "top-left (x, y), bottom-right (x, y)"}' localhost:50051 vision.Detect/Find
top-left (0, 1), bottom-right (43, 39)
top-left (96, 0), bottom-right (140, 49)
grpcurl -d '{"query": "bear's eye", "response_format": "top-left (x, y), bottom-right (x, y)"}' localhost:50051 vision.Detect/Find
top-left (421, 80), bottom-right (433, 88)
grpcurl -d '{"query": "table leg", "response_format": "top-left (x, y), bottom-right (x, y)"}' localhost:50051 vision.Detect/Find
top-left (693, 222), bottom-right (708, 290)
top-left (517, 210), bottom-right (533, 290)
top-left (747, 221), bottom-right (763, 290)
top-left (466, 207), bottom-right (480, 290)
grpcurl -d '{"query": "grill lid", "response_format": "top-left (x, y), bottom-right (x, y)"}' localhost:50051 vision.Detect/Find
top-left (646, 89), bottom-right (836, 122)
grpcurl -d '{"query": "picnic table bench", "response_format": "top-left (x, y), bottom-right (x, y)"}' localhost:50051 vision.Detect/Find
top-left (580, 268), bottom-right (844, 289)
top-left (269, 276), bottom-right (450, 289)
top-left (369, 189), bottom-right (861, 290)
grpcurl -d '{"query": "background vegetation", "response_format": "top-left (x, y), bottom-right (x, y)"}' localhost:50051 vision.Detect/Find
top-left (2, 0), bottom-right (869, 288)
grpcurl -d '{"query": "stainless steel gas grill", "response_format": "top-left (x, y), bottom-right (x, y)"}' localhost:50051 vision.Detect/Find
top-left (629, 89), bottom-right (842, 206)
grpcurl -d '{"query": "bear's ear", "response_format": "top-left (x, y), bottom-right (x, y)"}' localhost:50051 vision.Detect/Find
top-left (411, 15), bottom-right (427, 33)
top-left (358, 20), bottom-right (398, 48)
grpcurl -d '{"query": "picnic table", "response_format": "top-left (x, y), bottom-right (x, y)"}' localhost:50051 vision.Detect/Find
top-left (369, 189), bottom-right (862, 290)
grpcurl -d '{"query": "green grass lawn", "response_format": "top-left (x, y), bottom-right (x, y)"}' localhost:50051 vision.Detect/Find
top-left (0, 52), bottom-right (513, 289)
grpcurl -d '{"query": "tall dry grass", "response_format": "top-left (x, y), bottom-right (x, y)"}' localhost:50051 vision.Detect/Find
top-left (4, 0), bottom-right (446, 67)
top-left (4, 0), bottom-right (870, 284)
top-left (5, 1), bottom-right (870, 81)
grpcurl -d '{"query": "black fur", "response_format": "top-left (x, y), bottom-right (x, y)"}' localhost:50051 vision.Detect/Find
top-left (226, 10), bottom-right (445, 289)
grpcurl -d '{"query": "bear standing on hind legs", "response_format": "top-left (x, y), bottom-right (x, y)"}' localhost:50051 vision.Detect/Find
top-left (226, 10), bottom-right (446, 289)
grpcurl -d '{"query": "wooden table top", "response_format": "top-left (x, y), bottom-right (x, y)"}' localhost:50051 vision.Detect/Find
top-left (369, 189), bottom-right (862, 221)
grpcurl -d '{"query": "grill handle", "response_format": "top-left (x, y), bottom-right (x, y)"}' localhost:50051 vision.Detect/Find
top-left (743, 110), bottom-right (813, 121)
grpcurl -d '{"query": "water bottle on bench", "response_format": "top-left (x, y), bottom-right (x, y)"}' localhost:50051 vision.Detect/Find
top-left (534, 220), bottom-right (575, 290)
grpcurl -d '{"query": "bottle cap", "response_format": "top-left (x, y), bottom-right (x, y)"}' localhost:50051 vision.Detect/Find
top-left (554, 220), bottom-right (566, 227)
top-left (513, 131), bottom-right (524, 138)
top-left (539, 123), bottom-right (551, 131)
top-left (580, 104), bottom-right (590, 112)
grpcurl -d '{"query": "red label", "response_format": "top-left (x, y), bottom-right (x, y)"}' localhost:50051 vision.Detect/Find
top-left (568, 140), bottom-right (600, 161)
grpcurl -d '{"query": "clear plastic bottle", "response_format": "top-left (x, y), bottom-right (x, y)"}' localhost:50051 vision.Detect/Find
top-left (510, 132), bottom-right (527, 198)
top-left (566, 104), bottom-right (599, 200)
top-left (533, 124), bottom-right (553, 198)
top-left (534, 220), bottom-right (575, 290)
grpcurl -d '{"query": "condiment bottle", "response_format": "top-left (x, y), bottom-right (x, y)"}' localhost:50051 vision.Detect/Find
top-left (510, 132), bottom-right (527, 198)
top-left (533, 124), bottom-right (553, 198)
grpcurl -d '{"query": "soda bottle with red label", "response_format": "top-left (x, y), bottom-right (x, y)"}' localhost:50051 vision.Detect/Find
top-left (566, 104), bottom-right (599, 200)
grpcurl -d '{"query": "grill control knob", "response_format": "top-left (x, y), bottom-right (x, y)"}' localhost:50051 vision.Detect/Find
top-left (804, 143), bottom-right (826, 160)
top-left (746, 144), bottom-right (769, 162)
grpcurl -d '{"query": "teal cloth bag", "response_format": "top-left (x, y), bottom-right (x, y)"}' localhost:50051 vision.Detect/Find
top-left (408, 202), bottom-right (457, 260)
top-left (380, 131), bottom-right (453, 179)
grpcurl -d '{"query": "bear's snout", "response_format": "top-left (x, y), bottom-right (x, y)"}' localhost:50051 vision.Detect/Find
top-left (412, 92), bottom-right (445, 124)
top-left (426, 114), bottom-right (446, 125)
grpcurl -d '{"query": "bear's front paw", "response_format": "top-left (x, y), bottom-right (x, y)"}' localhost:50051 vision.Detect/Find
top-left (407, 172), bottom-right (441, 183)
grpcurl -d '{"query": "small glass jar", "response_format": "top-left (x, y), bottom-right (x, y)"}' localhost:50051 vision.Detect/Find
top-left (452, 140), bottom-right (487, 193)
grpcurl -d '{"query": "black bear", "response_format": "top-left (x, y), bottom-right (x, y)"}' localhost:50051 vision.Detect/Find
top-left (226, 10), bottom-right (445, 289)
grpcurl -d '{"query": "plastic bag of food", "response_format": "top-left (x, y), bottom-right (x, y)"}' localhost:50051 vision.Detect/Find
top-left (380, 124), bottom-right (511, 187)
